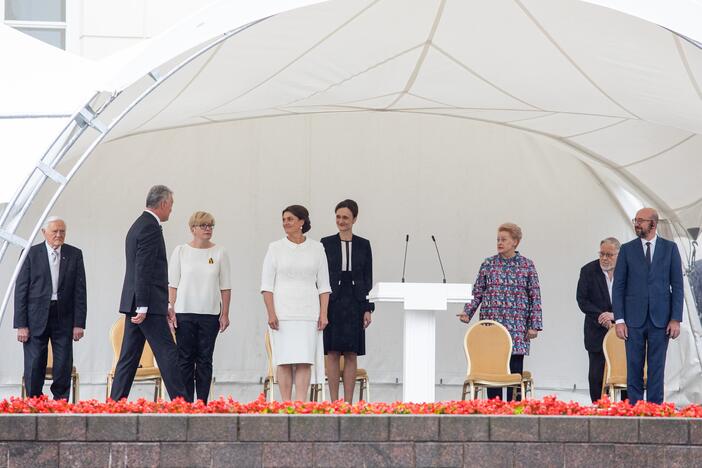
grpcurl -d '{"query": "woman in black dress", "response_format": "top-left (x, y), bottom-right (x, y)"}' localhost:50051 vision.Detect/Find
top-left (321, 199), bottom-right (374, 402)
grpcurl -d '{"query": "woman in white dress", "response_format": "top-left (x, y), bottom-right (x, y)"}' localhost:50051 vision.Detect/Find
top-left (168, 211), bottom-right (231, 403)
top-left (261, 205), bottom-right (331, 401)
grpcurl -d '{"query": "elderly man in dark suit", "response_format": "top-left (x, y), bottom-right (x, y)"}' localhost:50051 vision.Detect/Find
top-left (110, 185), bottom-right (186, 401)
top-left (613, 207), bottom-right (684, 404)
top-left (14, 217), bottom-right (86, 400)
top-left (576, 237), bottom-right (620, 403)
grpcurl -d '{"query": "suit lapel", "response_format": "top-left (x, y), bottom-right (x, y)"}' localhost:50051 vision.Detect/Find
top-left (594, 266), bottom-right (611, 308)
top-left (58, 247), bottom-right (69, 289)
top-left (333, 234), bottom-right (342, 272)
top-left (649, 238), bottom-right (665, 277)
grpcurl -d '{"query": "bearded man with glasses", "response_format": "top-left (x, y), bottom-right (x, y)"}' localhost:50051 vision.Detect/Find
top-left (576, 237), bottom-right (621, 403)
top-left (612, 208), bottom-right (684, 404)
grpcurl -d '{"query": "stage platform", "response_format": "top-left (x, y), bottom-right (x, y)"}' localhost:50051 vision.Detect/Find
top-left (0, 413), bottom-right (699, 467)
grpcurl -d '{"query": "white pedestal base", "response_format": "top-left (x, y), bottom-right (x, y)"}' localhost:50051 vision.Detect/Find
top-left (402, 309), bottom-right (436, 402)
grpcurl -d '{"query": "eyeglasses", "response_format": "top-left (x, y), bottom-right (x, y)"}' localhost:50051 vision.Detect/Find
top-left (632, 218), bottom-right (654, 225)
top-left (196, 224), bottom-right (215, 230)
top-left (598, 252), bottom-right (616, 259)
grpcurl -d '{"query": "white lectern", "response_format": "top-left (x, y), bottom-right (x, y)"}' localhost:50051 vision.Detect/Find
top-left (368, 282), bottom-right (472, 402)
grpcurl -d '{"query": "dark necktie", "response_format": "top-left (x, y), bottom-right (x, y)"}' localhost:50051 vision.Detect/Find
top-left (645, 242), bottom-right (651, 265)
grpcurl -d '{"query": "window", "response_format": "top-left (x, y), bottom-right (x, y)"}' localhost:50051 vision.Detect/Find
top-left (4, 0), bottom-right (66, 49)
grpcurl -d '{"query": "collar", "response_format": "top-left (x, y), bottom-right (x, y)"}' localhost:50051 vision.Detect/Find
top-left (144, 209), bottom-right (162, 226)
top-left (640, 235), bottom-right (658, 248)
top-left (45, 241), bottom-right (61, 256)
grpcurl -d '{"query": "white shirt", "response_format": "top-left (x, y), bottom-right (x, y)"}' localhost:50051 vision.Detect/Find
top-left (341, 240), bottom-right (352, 272)
top-left (169, 244), bottom-right (231, 315)
top-left (45, 242), bottom-right (61, 300)
top-left (601, 268), bottom-right (613, 303)
top-left (260, 237), bottom-right (332, 321)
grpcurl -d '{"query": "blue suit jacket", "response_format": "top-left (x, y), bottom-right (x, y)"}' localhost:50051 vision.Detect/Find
top-left (612, 236), bottom-right (684, 328)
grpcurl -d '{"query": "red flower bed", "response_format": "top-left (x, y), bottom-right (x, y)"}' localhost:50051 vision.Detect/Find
top-left (1, 394), bottom-right (700, 417)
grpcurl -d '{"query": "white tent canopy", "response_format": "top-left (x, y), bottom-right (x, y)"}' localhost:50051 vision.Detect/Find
top-left (1, 0), bottom-right (701, 403)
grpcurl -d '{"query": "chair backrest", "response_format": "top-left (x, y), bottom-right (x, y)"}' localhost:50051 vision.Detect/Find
top-left (109, 317), bottom-right (157, 371)
top-left (264, 330), bottom-right (274, 381)
top-left (602, 327), bottom-right (627, 383)
top-left (464, 320), bottom-right (513, 375)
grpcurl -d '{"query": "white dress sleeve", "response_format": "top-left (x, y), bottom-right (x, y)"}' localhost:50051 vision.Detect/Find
top-left (260, 244), bottom-right (276, 293)
top-left (168, 244), bottom-right (182, 288)
top-left (317, 245), bottom-right (332, 294)
top-left (219, 248), bottom-right (232, 290)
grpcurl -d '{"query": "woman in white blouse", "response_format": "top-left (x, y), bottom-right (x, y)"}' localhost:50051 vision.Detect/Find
top-left (261, 205), bottom-right (331, 401)
top-left (168, 211), bottom-right (231, 403)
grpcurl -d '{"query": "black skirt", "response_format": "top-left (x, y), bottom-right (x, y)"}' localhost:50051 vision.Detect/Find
top-left (324, 271), bottom-right (366, 355)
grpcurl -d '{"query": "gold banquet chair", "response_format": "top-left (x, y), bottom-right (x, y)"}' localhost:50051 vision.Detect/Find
top-left (106, 318), bottom-right (163, 401)
top-left (323, 355), bottom-right (370, 401)
top-left (602, 327), bottom-right (646, 401)
top-left (21, 341), bottom-right (80, 403)
top-left (461, 320), bottom-right (523, 400)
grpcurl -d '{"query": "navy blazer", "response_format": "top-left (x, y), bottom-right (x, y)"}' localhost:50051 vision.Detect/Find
top-left (14, 242), bottom-right (87, 336)
top-left (576, 260), bottom-right (612, 353)
top-left (612, 237), bottom-right (684, 328)
top-left (119, 211), bottom-right (169, 315)
top-left (321, 234), bottom-right (374, 312)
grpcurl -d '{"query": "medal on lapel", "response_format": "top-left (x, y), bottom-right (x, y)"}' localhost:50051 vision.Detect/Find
top-left (208, 257), bottom-right (214, 264)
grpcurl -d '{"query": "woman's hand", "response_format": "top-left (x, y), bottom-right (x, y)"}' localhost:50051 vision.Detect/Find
top-left (457, 313), bottom-right (470, 324)
top-left (318, 314), bottom-right (328, 331)
top-left (363, 311), bottom-right (372, 329)
top-left (219, 314), bottom-right (230, 333)
top-left (267, 312), bottom-right (279, 330)
top-left (527, 329), bottom-right (539, 339)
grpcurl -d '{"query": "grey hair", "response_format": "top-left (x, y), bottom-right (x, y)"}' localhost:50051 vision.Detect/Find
top-left (42, 216), bottom-right (65, 230)
top-left (145, 185), bottom-right (173, 209)
top-left (600, 237), bottom-right (621, 250)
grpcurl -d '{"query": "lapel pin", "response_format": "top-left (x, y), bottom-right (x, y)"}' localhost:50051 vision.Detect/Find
top-left (208, 258), bottom-right (214, 264)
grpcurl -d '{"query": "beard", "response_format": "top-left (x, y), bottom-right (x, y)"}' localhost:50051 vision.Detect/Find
top-left (635, 225), bottom-right (651, 238)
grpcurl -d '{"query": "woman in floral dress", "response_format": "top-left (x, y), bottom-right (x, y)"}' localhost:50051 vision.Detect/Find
top-left (458, 222), bottom-right (543, 400)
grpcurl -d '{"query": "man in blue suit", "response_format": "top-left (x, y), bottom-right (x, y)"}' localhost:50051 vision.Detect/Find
top-left (612, 207), bottom-right (684, 404)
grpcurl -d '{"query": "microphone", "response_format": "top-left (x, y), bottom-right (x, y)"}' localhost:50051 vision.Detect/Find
top-left (401, 234), bottom-right (409, 283)
top-left (431, 235), bottom-right (447, 283)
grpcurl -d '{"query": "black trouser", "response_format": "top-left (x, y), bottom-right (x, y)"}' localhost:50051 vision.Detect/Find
top-left (487, 354), bottom-right (524, 401)
top-left (175, 314), bottom-right (220, 403)
top-left (110, 314), bottom-right (187, 401)
top-left (23, 301), bottom-right (73, 400)
top-left (588, 351), bottom-right (606, 403)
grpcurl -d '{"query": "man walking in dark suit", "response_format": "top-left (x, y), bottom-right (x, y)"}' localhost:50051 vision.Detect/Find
top-left (613, 207), bottom-right (684, 404)
top-left (110, 185), bottom-right (186, 400)
top-left (576, 237), bottom-right (620, 403)
top-left (14, 217), bottom-right (86, 400)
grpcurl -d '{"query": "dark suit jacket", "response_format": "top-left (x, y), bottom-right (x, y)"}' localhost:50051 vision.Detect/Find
top-left (321, 234), bottom-right (374, 312)
top-left (119, 211), bottom-right (169, 315)
top-left (14, 243), bottom-right (87, 337)
top-left (612, 237), bottom-right (684, 328)
top-left (576, 260), bottom-right (612, 352)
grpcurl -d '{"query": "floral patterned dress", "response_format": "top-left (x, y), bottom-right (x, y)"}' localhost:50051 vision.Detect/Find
top-left (463, 252), bottom-right (543, 355)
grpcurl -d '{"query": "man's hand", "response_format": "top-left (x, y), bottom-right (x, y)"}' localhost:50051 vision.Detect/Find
top-left (219, 314), bottom-right (230, 333)
top-left (131, 312), bottom-right (146, 324)
top-left (667, 319), bottom-right (681, 339)
top-left (527, 329), bottom-right (539, 339)
top-left (73, 327), bottom-right (84, 341)
top-left (598, 311), bottom-right (615, 327)
top-left (363, 311), bottom-right (372, 329)
top-left (16, 327), bottom-right (29, 343)
top-left (615, 322), bottom-right (628, 340)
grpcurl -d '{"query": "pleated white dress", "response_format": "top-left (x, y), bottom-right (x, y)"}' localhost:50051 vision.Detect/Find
top-left (261, 237), bottom-right (331, 383)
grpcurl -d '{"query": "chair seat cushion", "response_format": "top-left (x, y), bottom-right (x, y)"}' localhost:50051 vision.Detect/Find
top-left (135, 367), bottom-right (161, 379)
top-left (465, 372), bottom-right (522, 384)
top-left (46, 367), bottom-right (78, 379)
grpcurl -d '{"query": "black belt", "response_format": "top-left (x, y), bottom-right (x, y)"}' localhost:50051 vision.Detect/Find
top-left (50, 300), bottom-right (58, 305)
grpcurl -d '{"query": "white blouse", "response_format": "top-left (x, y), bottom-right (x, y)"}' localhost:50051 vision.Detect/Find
top-left (169, 244), bottom-right (231, 315)
top-left (260, 237), bottom-right (332, 321)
